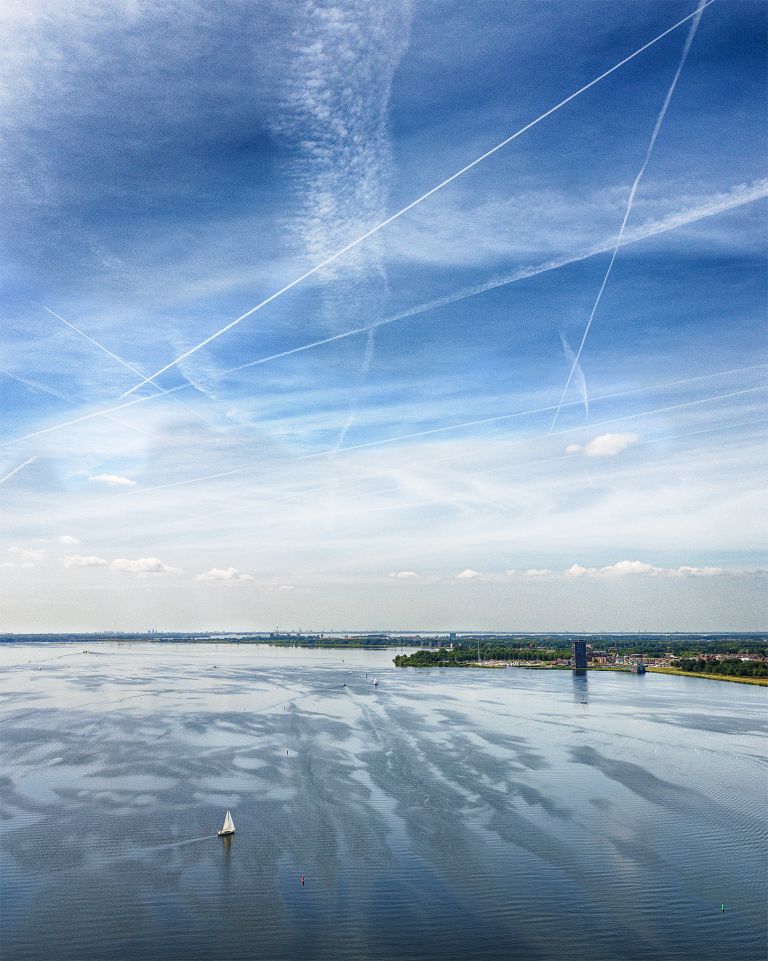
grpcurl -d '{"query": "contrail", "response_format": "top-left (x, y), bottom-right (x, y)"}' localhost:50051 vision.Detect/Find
top-left (0, 456), bottom-right (37, 487)
top-left (0, 368), bottom-right (161, 442)
top-left (41, 305), bottom-right (156, 386)
top-left (0, 384), bottom-right (190, 449)
top-left (3, 180), bottom-right (760, 455)
top-left (559, 331), bottom-right (588, 417)
top-left (119, 1), bottom-right (716, 399)
top-left (334, 327), bottom-right (377, 450)
top-left (111, 408), bottom-right (768, 543)
top-left (89, 368), bottom-right (766, 508)
top-left (218, 179), bottom-right (767, 380)
top-left (305, 385), bottom-right (767, 458)
top-left (42, 305), bottom-right (214, 428)
top-left (93, 467), bottom-right (248, 503)
top-left (549, 0), bottom-right (707, 433)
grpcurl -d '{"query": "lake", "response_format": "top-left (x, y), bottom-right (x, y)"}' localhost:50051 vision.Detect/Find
top-left (1, 643), bottom-right (765, 960)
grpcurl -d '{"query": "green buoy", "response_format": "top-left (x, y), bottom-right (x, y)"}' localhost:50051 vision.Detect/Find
top-left (720, 904), bottom-right (726, 913)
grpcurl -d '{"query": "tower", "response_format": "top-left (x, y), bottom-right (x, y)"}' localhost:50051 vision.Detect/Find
top-left (572, 640), bottom-right (588, 671)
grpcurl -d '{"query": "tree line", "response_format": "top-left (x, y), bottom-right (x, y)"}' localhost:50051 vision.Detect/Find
top-left (674, 658), bottom-right (768, 678)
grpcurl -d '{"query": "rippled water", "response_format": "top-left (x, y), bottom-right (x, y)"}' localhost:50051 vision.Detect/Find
top-left (1, 643), bottom-right (765, 961)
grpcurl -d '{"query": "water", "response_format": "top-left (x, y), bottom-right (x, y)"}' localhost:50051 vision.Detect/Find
top-left (1, 643), bottom-right (765, 961)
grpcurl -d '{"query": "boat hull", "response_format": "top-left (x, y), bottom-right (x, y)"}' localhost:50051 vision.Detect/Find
top-left (217, 829), bottom-right (235, 836)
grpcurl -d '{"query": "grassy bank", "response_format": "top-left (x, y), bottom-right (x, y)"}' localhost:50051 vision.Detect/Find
top-left (648, 667), bottom-right (768, 686)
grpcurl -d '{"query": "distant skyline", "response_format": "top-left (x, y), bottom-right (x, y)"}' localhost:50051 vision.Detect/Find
top-left (1, 0), bottom-right (766, 631)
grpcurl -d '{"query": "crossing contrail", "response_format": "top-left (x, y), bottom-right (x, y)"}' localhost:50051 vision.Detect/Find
top-left (94, 368), bottom-right (766, 505)
top-left (0, 456), bottom-right (37, 487)
top-left (549, 0), bottom-right (707, 433)
top-left (0, 384), bottom-right (190, 449)
top-left (217, 178), bottom-right (766, 380)
top-left (97, 402), bottom-right (768, 543)
top-left (42, 305), bottom-right (214, 428)
top-left (41, 305), bottom-right (156, 386)
top-left (4, 177), bottom-right (760, 454)
top-left (118, 1), bottom-right (716, 399)
top-left (559, 331), bottom-right (588, 417)
top-left (304, 384), bottom-right (767, 458)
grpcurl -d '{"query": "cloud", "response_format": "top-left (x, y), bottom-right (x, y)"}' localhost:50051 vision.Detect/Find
top-left (7, 547), bottom-right (47, 567)
top-left (524, 568), bottom-right (552, 577)
top-left (63, 554), bottom-right (108, 568)
top-left (57, 535), bottom-right (80, 544)
top-left (389, 570), bottom-right (419, 579)
top-left (675, 565), bottom-right (723, 577)
top-left (504, 569), bottom-right (516, 576)
top-left (196, 567), bottom-right (254, 582)
top-left (567, 433), bottom-right (639, 458)
top-left (88, 473), bottom-right (137, 487)
top-left (110, 557), bottom-right (182, 575)
top-left (565, 560), bottom-right (725, 577)
top-left (269, 584), bottom-right (295, 592)
top-left (456, 569), bottom-right (483, 579)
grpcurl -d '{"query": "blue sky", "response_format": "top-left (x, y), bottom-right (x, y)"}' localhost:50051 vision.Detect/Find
top-left (1, 0), bottom-right (765, 631)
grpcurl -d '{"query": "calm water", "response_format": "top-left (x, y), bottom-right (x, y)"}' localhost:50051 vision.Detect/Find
top-left (1, 643), bottom-right (765, 961)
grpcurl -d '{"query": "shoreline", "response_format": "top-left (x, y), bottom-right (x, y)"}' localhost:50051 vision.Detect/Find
top-left (647, 667), bottom-right (768, 686)
top-left (395, 661), bottom-right (768, 685)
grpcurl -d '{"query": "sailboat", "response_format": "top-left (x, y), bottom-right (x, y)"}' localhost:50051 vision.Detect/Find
top-left (218, 810), bottom-right (235, 837)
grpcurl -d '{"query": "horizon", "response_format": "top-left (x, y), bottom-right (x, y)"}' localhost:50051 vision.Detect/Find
top-left (1, 0), bottom-right (766, 632)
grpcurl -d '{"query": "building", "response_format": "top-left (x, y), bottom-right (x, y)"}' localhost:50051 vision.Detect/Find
top-left (572, 640), bottom-right (588, 670)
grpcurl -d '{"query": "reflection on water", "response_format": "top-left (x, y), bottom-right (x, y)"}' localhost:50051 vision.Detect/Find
top-left (572, 669), bottom-right (589, 704)
top-left (0, 642), bottom-right (765, 961)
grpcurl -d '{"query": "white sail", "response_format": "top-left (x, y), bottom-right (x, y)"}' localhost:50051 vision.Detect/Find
top-left (222, 810), bottom-right (235, 833)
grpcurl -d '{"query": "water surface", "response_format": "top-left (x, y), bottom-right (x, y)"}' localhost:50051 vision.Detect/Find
top-left (1, 643), bottom-right (765, 960)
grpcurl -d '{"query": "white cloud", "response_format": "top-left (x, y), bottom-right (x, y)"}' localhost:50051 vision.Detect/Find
top-left (524, 568), bottom-right (552, 577)
top-left (389, 570), bottom-right (419, 579)
top-left (606, 560), bottom-right (659, 576)
top-left (565, 560), bottom-right (725, 578)
top-left (63, 554), bottom-right (108, 568)
top-left (565, 443), bottom-right (582, 455)
top-left (674, 565), bottom-right (723, 577)
top-left (9, 546), bottom-right (47, 560)
top-left (57, 535), bottom-right (80, 544)
top-left (269, 584), bottom-right (295, 592)
top-left (504, 569), bottom-right (516, 576)
top-left (581, 433), bottom-right (639, 458)
top-left (7, 546), bottom-right (47, 567)
top-left (88, 473), bottom-right (137, 487)
top-left (110, 557), bottom-right (182, 575)
top-left (456, 568), bottom-right (483, 579)
top-left (196, 567), bottom-right (254, 582)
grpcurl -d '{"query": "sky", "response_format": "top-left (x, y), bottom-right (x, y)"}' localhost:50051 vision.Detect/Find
top-left (1, 0), bottom-right (766, 632)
